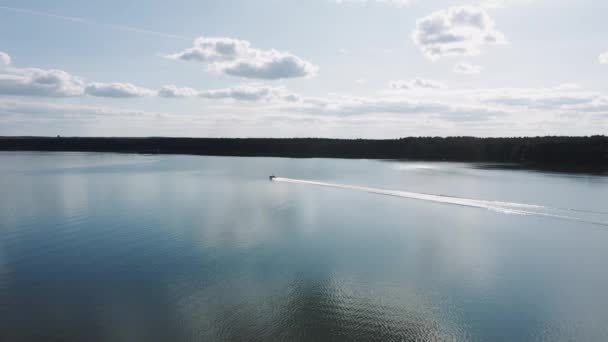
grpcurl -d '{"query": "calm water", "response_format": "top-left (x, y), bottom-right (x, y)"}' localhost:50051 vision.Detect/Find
top-left (1, 152), bottom-right (608, 341)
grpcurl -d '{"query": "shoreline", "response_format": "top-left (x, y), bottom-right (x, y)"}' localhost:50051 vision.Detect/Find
top-left (1, 136), bottom-right (606, 168)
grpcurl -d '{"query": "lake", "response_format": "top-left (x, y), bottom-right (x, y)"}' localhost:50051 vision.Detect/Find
top-left (1, 152), bottom-right (607, 341)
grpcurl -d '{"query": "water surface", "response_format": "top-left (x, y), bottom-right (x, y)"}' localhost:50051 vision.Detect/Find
top-left (1, 152), bottom-right (607, 341)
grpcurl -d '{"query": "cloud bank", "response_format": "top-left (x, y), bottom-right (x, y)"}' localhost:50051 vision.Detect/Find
top-left (167, 37), bottom-right (318, 80)
top-left (159, 84), bottom-right (300, 103)
top-left (479, 86), bottom-right (608, 113)
top-left (3, 83), bottom-right (607, 138)
top-left (290, 96), bottom-right (504, 121)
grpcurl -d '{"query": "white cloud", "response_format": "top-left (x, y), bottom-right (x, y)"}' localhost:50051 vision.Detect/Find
top-left (0, 51), bottom-right (10, 66)
top-left (282, 84), bottom-right (608, 123)
top-left (3, 84), bottom-right (608, 137)
top-left (0, 66), bottom-right (155, 98)
top-left (151, 83), bottom-right (608, 121)
top-left (0, 56), bottom-right (155, 98)
top-left (159, 84), bottom-right (300, 103)
top-left (0, 55), bottom-right (302, 103)
top-left (151, 82), bottom-right (608, 124)
top-left (390, 78), bottom-right (446, 90)
top-left (454, 62), bottom-right (483, 74)
top-left (199, 84), bottom-right (300, 102)
top-left (479, 86), bottom-right (608, 113)
top-left (215, 53), bottom-right (317, 80)
top-left (0, 99), bottom-right (162, 118)
top-left (158, 85), bottom-right (200, 98)
top-left (412, 6), bottom-right (506, 60)
top-left (0, 67), bottom-right (84, 97)
top-left (167, 37), bottom-right (318, 80)
top-left (290, 95), bottom-right (505, 121)
top-left (334, 0), bottom-right (413, 7)
top-left (85, 82), bottom-right (155, 98)
top-left (143, 81), bottom-right (502, 122)
top-left (599, 51), bottom-right (608, 65)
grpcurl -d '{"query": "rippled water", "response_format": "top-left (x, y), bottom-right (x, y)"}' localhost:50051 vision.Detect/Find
top-left (1, 152), bottom-right (608, 341)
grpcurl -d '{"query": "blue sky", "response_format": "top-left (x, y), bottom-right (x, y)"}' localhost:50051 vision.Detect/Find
top-left (1, 0), bottom-right (607, 137)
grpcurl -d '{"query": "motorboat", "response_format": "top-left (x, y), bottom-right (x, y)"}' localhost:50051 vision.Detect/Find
top-left (269, 175), bottom-right (276, 181)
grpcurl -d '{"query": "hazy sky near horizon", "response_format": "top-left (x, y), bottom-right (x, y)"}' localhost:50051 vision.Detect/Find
top-left (1, 0), bottom-right (607, 137)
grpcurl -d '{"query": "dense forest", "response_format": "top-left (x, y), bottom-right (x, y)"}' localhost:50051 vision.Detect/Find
top-left (0, 136), bottom-right (607, 166)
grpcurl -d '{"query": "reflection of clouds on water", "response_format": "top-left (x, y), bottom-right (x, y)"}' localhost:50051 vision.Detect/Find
top-left (420, 214), bottom-right (499, 291)
top-left (59, 172), bottom-right (89, 224)
top-left (3, 153), bottom-right (608, 341)
top-left (393, 162), bottom-right (474, 175)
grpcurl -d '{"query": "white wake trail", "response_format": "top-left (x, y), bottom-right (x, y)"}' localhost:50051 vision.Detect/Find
top-left (273, 177), bottom-right (608, 227)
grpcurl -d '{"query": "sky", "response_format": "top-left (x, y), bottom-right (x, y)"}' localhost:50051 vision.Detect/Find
top-left (0, 0), bottom-right (607, 138)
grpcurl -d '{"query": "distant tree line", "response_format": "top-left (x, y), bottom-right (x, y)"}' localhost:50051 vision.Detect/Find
top-left (0, 136), bottom-right (606, 165)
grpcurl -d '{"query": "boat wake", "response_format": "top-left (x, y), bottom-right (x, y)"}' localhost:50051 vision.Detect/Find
top-left (273, 177), bottom-right (608, 227)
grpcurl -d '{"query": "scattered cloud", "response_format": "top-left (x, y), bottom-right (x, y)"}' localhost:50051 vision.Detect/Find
top-left (0, 51), bottom-right (10, 66)
top-left (0, 55), bottom-right (302, 103)
top-left (412, 6), bottom-right (506, 60)
top-left (0, 55), bottom-right (154, 99)
top-left (1, 2), bottom-right (605, 137)
top-left (0, 67), bottom-right (84, 97)
top-left (199, 84), bottom-right (299, 102)
top-left (389, 78), bottom-right (446, 90)
top-left (454, 62), bottom-right (482, 74)
top-left (0, 64), bottom-right (155, 98)
top-left (158, 85), bottom-right (200, 98)
top-left (2, 50), bottom-right (605, 126)
top-left (85, 82), bottom-right (155, 98)
top-left (215, 55), bottom-right (317, 80)
top-left (166, 37), bottom-right (318, 80)
top-left (599, 51), bottom-right (608, 65)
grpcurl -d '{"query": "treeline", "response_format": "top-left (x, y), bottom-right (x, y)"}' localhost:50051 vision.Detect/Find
top-left (0, 136), bottom-right (607, 165)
